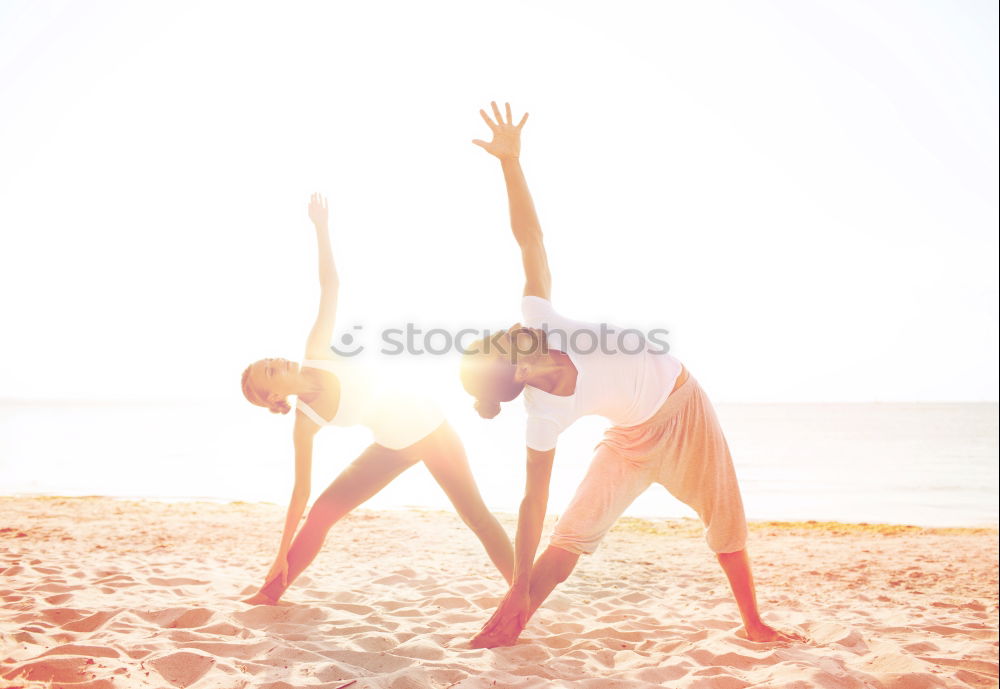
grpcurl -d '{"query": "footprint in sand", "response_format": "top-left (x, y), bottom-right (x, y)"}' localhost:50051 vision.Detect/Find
top-left (39, 643), bottom-right (120, 659)
top-left (387, 607), bottom-right (424, 618)
top-left (393, 640), bottom-right (447, 661)
top-left (231, 604), bottom-right (326, 627)
top-left (94, 572), bottom-right (138, 586)
top-left (135, 607), bottom-right (216, 629)
top-left (1, 656), bottom-right (96, 684)
top-left (439, 611), bottom-right (482, 625)
top-left (38, 606), bottom-right (89, 625)
top-left (536, 634), bottom-right (574, 650)
top-left (372, 574), bottom-right (411, 585)
top-left (196, 620), bottom-right (245, 636)
top-left (807, 620), bottom-right (868, 651)
top-left (352, 631), bottom-right (400, 652)
top-left (147, 576), bottom-right (210, 586)
top-left (329, 602), bottom-right (374, 615)
top-left (32, 581), bottom-right (73, 594)
top-left (431, 596), bottom-right (469, 608)
top-left (380, 667), bottom-right (433, 689)
top-left (148, 650), bottom-right (215, 688)
top-left (324, 649), bottom-right (415, 674)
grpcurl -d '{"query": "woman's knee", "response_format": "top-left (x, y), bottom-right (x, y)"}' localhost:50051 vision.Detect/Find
top-left (456, 504), bottom-right (498, 535)
top-left (304, 495), bottom-right (346, 533)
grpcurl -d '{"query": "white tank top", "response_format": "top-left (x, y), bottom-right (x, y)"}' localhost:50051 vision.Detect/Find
top-left (521, 297), bottom-right (682, 452)
top-left (295, 357), bottom-right (445, 450)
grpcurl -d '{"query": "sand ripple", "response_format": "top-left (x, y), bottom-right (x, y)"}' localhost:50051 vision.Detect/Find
top-left (2, 498), bottom-right (997, 688)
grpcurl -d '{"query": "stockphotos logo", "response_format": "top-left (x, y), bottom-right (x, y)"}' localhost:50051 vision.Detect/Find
top-left (326, 323), bottom-right (670, 358)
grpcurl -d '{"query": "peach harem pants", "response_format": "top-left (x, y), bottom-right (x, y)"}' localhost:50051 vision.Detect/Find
top-left (550, 375), bottom-right (749, 555)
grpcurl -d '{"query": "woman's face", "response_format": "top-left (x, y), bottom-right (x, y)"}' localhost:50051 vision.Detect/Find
top-left (248, 357), bottom-right (300, 397)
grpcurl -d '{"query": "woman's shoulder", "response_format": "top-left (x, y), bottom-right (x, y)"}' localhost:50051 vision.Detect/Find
top-left (303, 354), bottom-right (368, 373)
top-left (302, 355), bottom-right (337, 370)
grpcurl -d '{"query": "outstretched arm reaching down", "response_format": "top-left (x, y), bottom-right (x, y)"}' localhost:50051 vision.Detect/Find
top-left (471, 445), bottom-right (555, 647)
top-left (473, 102), bottom-right (551, 301)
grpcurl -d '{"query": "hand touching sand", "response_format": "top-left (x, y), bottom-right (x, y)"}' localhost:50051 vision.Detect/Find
top-left (470, 582), bottom-right (530, 648)
top-left (241, 553), bottom-right (288, 605)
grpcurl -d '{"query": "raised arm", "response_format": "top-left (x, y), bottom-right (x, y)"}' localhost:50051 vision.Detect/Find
top-left (474, 102), bottom-right (551, 301)
top-left (305, 193), bottom-right (340, 360)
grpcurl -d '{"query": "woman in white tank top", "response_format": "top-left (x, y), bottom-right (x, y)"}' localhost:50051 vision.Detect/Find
top-left (460, 103), bottom-right (803, 648)
top-left (239, 193), bottom-right (513, 604)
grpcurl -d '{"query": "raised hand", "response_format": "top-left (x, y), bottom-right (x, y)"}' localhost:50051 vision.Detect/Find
top-left (308, 192), bottom-right (329, 228)
top-left (472, 101), bottom-right (529, 160)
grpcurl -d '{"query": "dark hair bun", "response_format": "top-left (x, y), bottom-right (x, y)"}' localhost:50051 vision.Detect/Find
top-left (474, 398), bottom-right (502, 419)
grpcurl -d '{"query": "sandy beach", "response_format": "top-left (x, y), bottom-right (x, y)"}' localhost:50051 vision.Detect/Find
top-left (1, 497), bottom-right (996, 688)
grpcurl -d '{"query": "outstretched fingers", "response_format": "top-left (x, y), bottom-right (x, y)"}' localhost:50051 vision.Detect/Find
top-left (479, 109), bottom-right (498, 130)
top-left (491, 100), bottom-right (504, 126)
top-left (472, 614), bottom-right (521, 648)
top-left (474, 593), bottom-right (528, 645)
top-left (479, 101), bottom-right (529, 130)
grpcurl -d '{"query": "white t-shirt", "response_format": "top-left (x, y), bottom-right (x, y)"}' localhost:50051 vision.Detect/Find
top-left (521, 297), bottom-right (681, 451)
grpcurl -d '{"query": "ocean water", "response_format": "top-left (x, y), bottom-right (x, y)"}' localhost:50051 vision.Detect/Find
top-left (0, 400), bottom-right (996, 528)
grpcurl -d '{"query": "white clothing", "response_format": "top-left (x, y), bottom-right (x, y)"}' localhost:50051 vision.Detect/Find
top-left (521, 297), bottom-right (681, 452)
top-left (296, 358), bottom-right (445, 450)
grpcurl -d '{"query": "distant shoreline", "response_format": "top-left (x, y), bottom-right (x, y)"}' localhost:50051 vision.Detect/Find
top-left (2, 398), bottom-right (998, 406)
top-left (3, 495), bottom-right (996, 535)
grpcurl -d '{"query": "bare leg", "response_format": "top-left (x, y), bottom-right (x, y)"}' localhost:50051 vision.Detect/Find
top-left (717, 549), bottom-right (805, 642)
top-left (526, 545), bottom-right (579, 616)
top-left (420, 423), bottom-right (515, 584)
top-left (471, 545), bottom-right (579, 648)
top-left (255, 443), bottom-right (419, 602)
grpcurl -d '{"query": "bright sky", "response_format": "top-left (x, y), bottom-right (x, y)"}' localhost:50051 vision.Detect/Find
top-left (1, 0), bottom-right (997, 404)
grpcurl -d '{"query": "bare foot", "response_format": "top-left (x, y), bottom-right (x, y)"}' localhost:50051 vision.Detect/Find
top-left (470, 626), bottom-right (521, 649)
top-left (241, 590), bottom-right (278, 606)
top-left (739, 622), bottom-right (806, 643)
